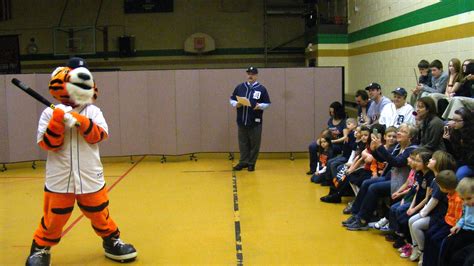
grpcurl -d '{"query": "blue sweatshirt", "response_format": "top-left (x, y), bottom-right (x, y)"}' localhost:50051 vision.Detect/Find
top-left (457, 205), bottom-right (474, 231)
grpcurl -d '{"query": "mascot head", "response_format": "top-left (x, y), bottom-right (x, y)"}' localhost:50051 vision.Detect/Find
top-left (48, 57), bottom-right (98, 107)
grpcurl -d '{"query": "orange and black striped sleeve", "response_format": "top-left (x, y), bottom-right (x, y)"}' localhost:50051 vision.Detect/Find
top-left (38, 108), bottom-right (66, 151)
top-left (70, 112), bottom-right (108, 144)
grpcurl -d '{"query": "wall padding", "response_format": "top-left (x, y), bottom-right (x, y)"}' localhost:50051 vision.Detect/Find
top-left (1, 67), bottom-right (342, 163)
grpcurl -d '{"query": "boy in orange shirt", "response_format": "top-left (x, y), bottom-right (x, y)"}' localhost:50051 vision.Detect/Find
top-left (421, 170), bottom-right (463, 266)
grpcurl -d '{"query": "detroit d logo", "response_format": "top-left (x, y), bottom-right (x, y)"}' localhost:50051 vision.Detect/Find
top-left (253, 91), bottom-right (261, 99)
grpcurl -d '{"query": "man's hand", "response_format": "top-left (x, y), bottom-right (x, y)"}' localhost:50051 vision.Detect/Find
top-left (253, 103), bottom-right (260, 110)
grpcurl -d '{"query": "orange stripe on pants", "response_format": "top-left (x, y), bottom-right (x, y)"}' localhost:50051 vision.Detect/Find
top-left (33, 187), bottom-right (118, 247)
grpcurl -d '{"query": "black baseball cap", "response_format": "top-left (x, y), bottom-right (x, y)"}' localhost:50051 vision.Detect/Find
top-left (246, 66), bottom-right (258, 74)
top-left (67, 57), bottom-right (88, 69)
top-left (365, 82), bottom-right (381, 90)
top-left (392, 87), bottom-right (407, 97)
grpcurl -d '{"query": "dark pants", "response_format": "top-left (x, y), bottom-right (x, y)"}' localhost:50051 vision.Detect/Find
top-left (351, 176), bottom-right (391, 220)
top-left (238, 124), bottom-right (262, 166)
top-left (440, 229), bottom-right (474, 266)
top-left (454, 243), bottom-right (474, 266)
top-left (330, 164), bottom-right (354, 197)
top-left (389, 201), bottom-right (411, 236)
top-left (423, 221), bottom-right (451, 266)
top-left (351, 177), bottom-right (385, 214)
top-left (327, 155), bottom-right (348, 181)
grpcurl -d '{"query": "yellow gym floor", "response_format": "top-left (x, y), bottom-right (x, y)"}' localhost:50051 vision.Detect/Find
top-left (0, 155), bottom-right (413, 265)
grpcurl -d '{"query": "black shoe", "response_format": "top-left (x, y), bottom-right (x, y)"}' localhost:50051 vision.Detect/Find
top-left (247, 165), bottom-right (255, 171)
top-left (346, 218), bottom-right (369, 231)
top-left (306, 170), bottom-right (315, 175)
top-left (310, 174), bottom-right (322, 183)
top-left (103, 236), bottom-right (137, 262)
top-left (342, 215), bottom-right (357, 227)
top-left (26, 240), bottom-right (51, 266)
top-left (343, 202), bottom-right (353, 214)
top-left (233, 164), bottom-right (248, 171)
top-left (385, 233), bottom-right (398, 242)
top-left (392, 237), bottom-right (406, 249)
top-left (320, 193), bottom-right (341, 203)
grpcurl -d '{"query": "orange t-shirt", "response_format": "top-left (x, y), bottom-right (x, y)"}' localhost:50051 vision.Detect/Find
top-left (445, 191), bottom-right (464, 226)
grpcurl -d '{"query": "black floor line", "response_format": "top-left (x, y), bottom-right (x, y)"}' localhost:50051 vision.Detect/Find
top-left (232, 168), bottom-right (244, 266)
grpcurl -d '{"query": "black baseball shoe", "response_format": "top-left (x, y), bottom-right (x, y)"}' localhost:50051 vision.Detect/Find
top-left (103, 236), bottom-right (137, 263)
top-left (25, 240), bottom-right (51, 266)
top-left (320, 193), bottom-right (342, 203)
top-left (248, 165), bottom-right (255, 171)
top-left (233, 164), bottom-right (248, 171)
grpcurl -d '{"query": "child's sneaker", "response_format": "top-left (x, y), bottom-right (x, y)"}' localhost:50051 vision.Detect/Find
top-left (397, 243), bottom-right (411, 253)
top-left (103, 235), bottom-right (138, 262)
top-left (379, 223), bottom-right (390, 232)
top-left (400, 244), bottom-right (412, 258)
top-left (368, 221), bottom-right (377, 228)
top-left (25, 240), bottom-right (51, 266)
top-left (410, 246), bottom-right (422, 261)
top-left (374, 217), bottom-right (389, 229)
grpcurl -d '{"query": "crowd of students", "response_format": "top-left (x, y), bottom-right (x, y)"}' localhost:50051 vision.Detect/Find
top-left (307, 58), bottom-right (474, 266)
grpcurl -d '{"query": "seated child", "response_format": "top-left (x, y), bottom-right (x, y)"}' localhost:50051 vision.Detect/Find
top-left (310, 133), bottom-right (334, 183)
top-left (389, 150), bottom-right (434, 249)
top-left (439, 177), bottom-right (474, 266)
top-left (373, 148), bottom-right (424, 231)
top-left (404, 151), bottom-right (456, 261)
top-left (422, 170), bottom-right (463, 266)
top-left (323, 118), bottom-right (358, 185)
top-left (319, 125), bottom-right (368, 203)
top-left (307, 129), bottom-right (331, 175)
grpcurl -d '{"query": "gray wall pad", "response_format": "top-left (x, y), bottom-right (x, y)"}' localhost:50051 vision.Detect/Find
top-left (1, 67), bottom-right (342, 163)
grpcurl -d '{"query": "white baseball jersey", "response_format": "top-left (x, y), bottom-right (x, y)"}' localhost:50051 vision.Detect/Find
top-left (379, 102), bottom-right (415, 128)
top-left (37, 104), bottom-right (108, 194)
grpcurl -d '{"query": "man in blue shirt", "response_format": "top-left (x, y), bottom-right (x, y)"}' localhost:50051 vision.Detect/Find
top-left (230, 67), bottom-right (271, 171)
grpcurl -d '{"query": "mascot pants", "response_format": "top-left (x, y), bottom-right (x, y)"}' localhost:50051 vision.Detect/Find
top-left (33, 186), bottom-right (118, 247)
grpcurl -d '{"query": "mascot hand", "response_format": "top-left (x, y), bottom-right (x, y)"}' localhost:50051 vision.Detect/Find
top-left (51, 108), bottom-right (66, 123)
top-left (70, 112), bottom-right (90, 131)
top-left (63, 113), bottom-right (78, 128)
top-left (55, 105), bottom-right (76, 128)
top-left (70, 112), bottom-right (107, 144)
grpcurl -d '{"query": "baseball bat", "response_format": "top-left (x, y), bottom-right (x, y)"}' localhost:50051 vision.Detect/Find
top-left (11, 78), bottom-right (80, 126)
top-left (413, 68), bottom-right (419, 85)
top-left (11, 78), bottom-right (55, 109)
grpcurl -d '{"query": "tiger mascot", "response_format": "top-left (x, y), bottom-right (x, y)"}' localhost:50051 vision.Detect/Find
top-left (26, 57), bottom-right (137, 265)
